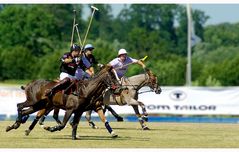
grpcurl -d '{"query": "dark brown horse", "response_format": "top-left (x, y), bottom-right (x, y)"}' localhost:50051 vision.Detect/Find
top-left (6, 65), bottom-right (118, 139)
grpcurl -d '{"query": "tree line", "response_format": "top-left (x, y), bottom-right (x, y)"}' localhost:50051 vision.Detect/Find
top-left (0, 4), bottom-right (238, 86)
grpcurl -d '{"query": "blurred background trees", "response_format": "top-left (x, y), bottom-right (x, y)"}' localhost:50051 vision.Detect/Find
top-left (0, 4), bottom-right (238, 86)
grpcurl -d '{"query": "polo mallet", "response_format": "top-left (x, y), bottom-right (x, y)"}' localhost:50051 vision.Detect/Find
top-left (70, 10), bottom-right (77, 47)
top-left (82, 6), bottom-right (99, 47)
top-left (140, 55), bottom-right (148, 62)
top-left (115, 56), bottom-right (149, 70)
top-left (74, 24), bottom-right (83, 47)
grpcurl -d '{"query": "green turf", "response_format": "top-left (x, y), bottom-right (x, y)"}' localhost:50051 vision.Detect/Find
top-left (1, 121), bottom-right (239, 148)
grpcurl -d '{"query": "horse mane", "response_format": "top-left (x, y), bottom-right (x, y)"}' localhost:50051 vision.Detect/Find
top-left (128, 69), bottom-right (153, 81)
top-left (77, 65), bottom-right (113, 98)
top-left (128, 73), bottom-right (145, 80)
top-left (126, 69), bottom-right (154, 87)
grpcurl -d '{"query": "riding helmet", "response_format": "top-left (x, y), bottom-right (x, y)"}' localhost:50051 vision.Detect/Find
top-left (70, 44), bottom-right (81, 52)
top-left (84, 44), bottom-right (94, 51)
top-left (118, 48), bottom-right (127, 56)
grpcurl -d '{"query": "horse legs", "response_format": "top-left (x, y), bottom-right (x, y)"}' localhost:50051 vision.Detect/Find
top-left (71, 112), bottom-right (83, 140)
top-left (6, 121), bottom-right (21, 132)
top-left (137, 101), bottom-right (148, 122)
top-left (132, 105), bottom-right (150, 130)
top-left (44, 109), bottom-right (73, 132)
top-left (85, 110), bottom-right (98, 129)
top-left (25, 106), bottom-right (54, 136)
top-left (39, 108), bottom-right (61, 126)
top-left (121, 93), bottom-right (149, 130)
top-left (25, 109), bottom-right (46, 136)
top-left (97, 108), bottom-right (118, 138)
top-left (52, 108), bottom-right (61, 125)
top-left (104, 105), bottom-right (123, 122)
top-left (6, 105), bottom-right (35, 132)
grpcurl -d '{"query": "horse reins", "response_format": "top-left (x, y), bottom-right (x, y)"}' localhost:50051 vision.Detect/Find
top-left (122, 72), bottom-right (155, 94)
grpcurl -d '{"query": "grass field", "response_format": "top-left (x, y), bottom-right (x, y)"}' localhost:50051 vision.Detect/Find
top-left (1, 121), bottom-right (239, 148)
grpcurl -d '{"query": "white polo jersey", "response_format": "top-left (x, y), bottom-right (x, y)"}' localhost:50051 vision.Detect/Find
top-left (109, 57), bottom-right (138, 78)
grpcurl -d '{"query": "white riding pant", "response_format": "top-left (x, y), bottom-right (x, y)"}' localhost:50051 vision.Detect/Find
top-left (59, 72), bottom-right (76, 80)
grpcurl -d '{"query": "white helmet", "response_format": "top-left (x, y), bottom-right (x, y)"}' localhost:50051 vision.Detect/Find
top-left (84, 44), bottom-right (94, 50)
top-left (118, 49), bottom-right (127, 56)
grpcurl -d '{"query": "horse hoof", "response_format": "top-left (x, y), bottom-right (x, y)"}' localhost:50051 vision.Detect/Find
top-left (117, 117), bottom-right (124, 122)
top-left (43, 126), bottom-right (50, 131)
top-left (72, 136), bottom-right (78, 140)
top-left (89, 122), bottom-right (98, 129)
top-left (92, 126), bottom-right (99, 129)
top-left (6, 126), bottom-right (12, 132)
top-left (39, 122), bottom-right (44, 126)
top-left (13, 122), bottom-right (20, 129)
top-left (143, 126), bottom-right (150, 130)
top-left (111, 131), bottom-right (118, 138)
top-left (25, 130), bottom-right (30, 136)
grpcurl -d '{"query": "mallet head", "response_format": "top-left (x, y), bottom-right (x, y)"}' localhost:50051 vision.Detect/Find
top-left (91, 6), bottom-right (99, 11)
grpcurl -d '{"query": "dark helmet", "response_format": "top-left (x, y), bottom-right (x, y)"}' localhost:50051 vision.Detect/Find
top-left (70, 44), bottom-right (81, 52)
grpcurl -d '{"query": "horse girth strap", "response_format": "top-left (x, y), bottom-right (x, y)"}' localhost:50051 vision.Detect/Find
top-left (62, 94), bottom-right (68, 105)
top-left (85, 94), bottom-right (103, 110)
top-left (64, 81), bottom-right (77, 93)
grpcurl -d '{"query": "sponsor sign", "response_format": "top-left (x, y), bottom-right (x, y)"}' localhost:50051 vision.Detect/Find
top-left (1, 86), bottom-right (239, 116)
top-left (110, 87), bottom-right (239, 115)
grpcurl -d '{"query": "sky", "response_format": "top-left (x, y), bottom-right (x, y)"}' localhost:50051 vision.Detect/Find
top-left (1, 2), bottom-right (239, 26)
top-left (191, 4), bottom-right (239, 25)
top-left (109, 4), bottom-right (239, 26)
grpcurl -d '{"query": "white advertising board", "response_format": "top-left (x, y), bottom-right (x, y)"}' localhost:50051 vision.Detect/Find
top-left (1, 86), bottom-right (239, 116)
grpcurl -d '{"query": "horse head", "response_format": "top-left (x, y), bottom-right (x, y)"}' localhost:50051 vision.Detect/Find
top-left (76, 64), bottom-right (117, 98)
top-left (102, 64), bottom-right (120, 89)
top-left (145, 68), bottom-right (162, 94)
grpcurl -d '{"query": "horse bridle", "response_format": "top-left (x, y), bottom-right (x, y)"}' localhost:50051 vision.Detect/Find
top-left (123, 70), bottom-right (159, 93)
top-left (84, 70), bottom-right (117, 109)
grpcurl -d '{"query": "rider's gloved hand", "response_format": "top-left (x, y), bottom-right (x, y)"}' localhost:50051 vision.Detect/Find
top-left (143, 67), bottom-right (149, 72)
top-left (65, 58), bottom-right (73, 63)
top-left (97, 63), bottom-right (104, 68)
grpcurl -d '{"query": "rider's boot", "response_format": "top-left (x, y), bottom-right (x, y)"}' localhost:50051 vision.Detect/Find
top-left (45, 77), bottom-right (71, 98)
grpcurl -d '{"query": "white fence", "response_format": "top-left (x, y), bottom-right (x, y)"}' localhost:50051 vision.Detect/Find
top-left (1, 86), bottom-right (239, 117)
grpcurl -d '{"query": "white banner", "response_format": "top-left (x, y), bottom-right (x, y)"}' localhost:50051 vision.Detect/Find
top-left (1, 86), bottom-right (239, 116)
top-left (110, 87), bottom-right (239, 115)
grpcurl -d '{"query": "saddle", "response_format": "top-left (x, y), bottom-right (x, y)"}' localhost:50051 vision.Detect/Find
top-left (63, 79), bottom-right (79, 95)
top-left (112, 85), bottom-right (128, 95)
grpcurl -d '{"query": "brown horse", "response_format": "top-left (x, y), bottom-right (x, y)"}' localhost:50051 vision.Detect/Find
top-left (6, 65), bottom-right (118, 139)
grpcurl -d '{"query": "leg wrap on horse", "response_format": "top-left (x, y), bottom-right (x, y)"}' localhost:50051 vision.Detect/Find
top-left (138, 117), bottom-right (145, 126)
top-left (89, 121), bottom-right (98, 129)
top-left (29, 118), bottom-right (39, 130)
top-left (52, 108), bottom-right (62, 125)
top-left (71, 123), bottom-right (78, 140)
top-left (104, 121), bottom-right (113, 133)
top-left (85, 111), bottom-right (92, 121)
top-left (39, 115), bottom-right (46, 125)
top-left (21, 115), bottom-right (29, 123)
